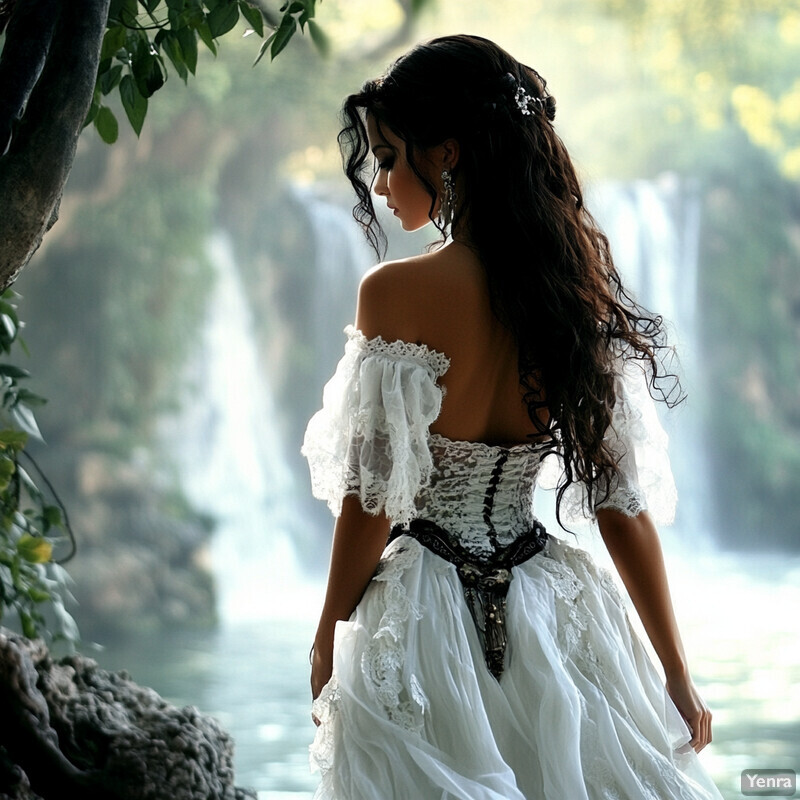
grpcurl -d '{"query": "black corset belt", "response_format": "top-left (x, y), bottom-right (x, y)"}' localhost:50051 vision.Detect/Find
top-left (387, 518), bottom-right (550, 680)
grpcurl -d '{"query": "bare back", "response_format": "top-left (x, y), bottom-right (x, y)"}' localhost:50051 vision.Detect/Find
top-left (355, 241), bottom-right (546, 447)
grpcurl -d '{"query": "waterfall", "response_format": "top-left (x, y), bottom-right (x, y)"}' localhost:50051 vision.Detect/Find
top-left (589, 175), bottom-right (711, 540)
top-left (161, 178), bottom-right (711, 628)
top-left (296, 185), bottom-right (374, 380)
top-left (161, 190), bottom-right (373, 624)
top-left (162, 232), bottom-right (322, 623)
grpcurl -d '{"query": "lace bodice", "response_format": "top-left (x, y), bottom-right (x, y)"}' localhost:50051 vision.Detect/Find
top-left (416, 435), bottom-right (546, 556)
top-left (302, 327), bottom-right (676, 553)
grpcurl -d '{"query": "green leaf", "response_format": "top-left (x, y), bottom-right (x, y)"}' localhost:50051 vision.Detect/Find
top-left (15, 389), bottom-right (46, 407)
top-left (0, 300), bottom-right (20, 325)
top-left (145, 60), bottom-right (167, 97)
top-left (10, 404), bottom-right (42, 440)
top-left (160, 32), bottom-right (189, 81)
top-left (119, 74), bottom-right (148, 136)
top-left (19, 610), bottom-right (37, 639)
top-left (0, 564), bottom-right (12, 596)
top-left (0, 363), bottom-right (29, 379)
top-left (0, 313), bottom-right (17, 340)
top-left (298, 0), bottom-right (316, 23)
top-left (254, 31), bottom-right (276, 66)
top-left (95, 105), bottom-right (119, 144)
top-left (270, 13), bottom-right (297, 60)
top-left (99, 63), bottom-right (124, 96)
top-left (83, 90), bottom-right (101, 129)
top-left (0, 457), bottom-right (15, 480)
top-left (108, 0), bottom-right (138, 27)
top-left (9, 558), bottom-right (19, 588)
top-left (27, 587), bottom-right (51, 603)
top-left (51, 598), bottom-right (80, 646)
top-left (16, 464), bottom-right (37, 494)
top-left (132, 41), bottom-right (167, 97)
top-left (101, 25), bottom-right (128, 61)
top-left (184, 3), bottom-right (205, 26)
top-left (207, 1), bottom-right (240, 38)
top-left (238, 0), bottom-right (263, 36)
top-left (307, 20), bottom-right (329, 56)
top-left (0, 430), bottom-right (27, 448)
top-left (194, 19), bottom-right (217, 53)
top-left (43, 506), bottom-right (62, 529)
top-left (176, 27), bottom-right (199, 74)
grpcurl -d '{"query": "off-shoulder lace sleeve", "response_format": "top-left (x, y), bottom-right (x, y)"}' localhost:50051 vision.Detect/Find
top-left (540, 359), bottom-right (677, 526)
top-left (301, 326), bottom-right (450, 526)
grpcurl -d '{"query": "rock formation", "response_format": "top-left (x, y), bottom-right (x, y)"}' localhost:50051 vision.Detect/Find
top-left (0, 629), bottom-right (254, 800)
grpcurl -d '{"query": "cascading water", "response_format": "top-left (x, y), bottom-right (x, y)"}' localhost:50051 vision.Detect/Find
top-left (296, 185), bottom-right (374, 382)
top-left (589, 175), bottom-right (712, 541)
top-left (162, 232), bottom-right (322, 623)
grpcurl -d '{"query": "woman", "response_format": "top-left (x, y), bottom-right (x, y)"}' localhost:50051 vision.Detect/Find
top-left (302, 34), bottom-right (723, 799)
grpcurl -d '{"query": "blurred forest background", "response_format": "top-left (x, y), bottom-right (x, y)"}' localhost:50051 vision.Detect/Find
top-left (2, 0), bottom-right (799, 795)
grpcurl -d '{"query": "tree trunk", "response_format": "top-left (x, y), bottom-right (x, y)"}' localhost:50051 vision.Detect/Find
top-left (0, 0), bottom-right (110, 290)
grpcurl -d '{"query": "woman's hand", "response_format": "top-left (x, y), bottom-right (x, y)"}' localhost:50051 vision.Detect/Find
top-left (311, 638), bottom-right (333, 700)
top-left (665, 670), bottom-right (713, 752)
top-left (310, 635), bottom-right (333, 726)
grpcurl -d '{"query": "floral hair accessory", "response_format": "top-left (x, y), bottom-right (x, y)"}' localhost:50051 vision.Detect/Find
top-left (513, 84), bottom-right (545, 116)
top-left (475, 73), bottom-right (556, 129)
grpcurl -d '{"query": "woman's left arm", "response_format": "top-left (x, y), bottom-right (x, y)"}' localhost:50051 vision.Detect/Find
top-left (596, 508), bottom-right (687, 674)
top-left (596, 508), bottom-right (712, 752)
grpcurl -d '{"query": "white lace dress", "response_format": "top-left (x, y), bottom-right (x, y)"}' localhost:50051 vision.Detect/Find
top-left (302, 326), bottom-right (724, 800)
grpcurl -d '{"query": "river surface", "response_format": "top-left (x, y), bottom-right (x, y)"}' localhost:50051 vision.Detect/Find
top-left (88, 531), bottom-right (799, 800)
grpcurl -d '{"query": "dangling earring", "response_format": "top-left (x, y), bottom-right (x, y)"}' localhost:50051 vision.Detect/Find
top-left (439, 168), bottom-right (457, 228)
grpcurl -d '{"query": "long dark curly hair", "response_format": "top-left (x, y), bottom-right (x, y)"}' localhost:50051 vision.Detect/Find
top-left (339, 34), bottom-right (682, 526)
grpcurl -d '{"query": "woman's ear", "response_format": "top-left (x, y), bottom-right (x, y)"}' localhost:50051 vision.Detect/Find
top-left (425, 138), bottom-right (460, 173)
top-left (441, 138), bottom-right (460, 171)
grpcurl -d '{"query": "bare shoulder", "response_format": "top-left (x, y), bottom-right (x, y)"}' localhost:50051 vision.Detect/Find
top-left (356, 245), bottom-right (486, 345)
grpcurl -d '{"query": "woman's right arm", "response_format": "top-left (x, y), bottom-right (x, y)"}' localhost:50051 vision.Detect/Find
top-left (310, 264), bottom-right (433, 703)
top-left (311, 494), bottom-right (391, 703)
top-left (596, 507), bottom-right (712, 752)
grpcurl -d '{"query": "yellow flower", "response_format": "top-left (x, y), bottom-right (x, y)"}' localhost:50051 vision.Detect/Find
top-left (17, 534), bottom-right (53, 564)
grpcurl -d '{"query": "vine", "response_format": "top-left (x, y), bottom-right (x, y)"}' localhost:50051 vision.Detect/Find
top-left (0, 290), bottom-right (77, 645)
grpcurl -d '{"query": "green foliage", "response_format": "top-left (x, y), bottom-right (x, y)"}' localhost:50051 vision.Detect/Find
top-left (0, 291), bottom-right (77, 644)
top-left (621, 2), bottom-right (798, 544)
top-left (255, 0), bottom-right (323, 64)
top-left (87, 0), bottom-right (327, 140)
top-left (596, 0), bottom-right (800, 180)
top-left (18, 151), bottom-right (216, 446)
top-left (696, 136), bottom-right (800, 543)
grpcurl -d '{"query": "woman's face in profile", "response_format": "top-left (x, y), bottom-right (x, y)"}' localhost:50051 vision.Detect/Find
top-left (366, 114), bottom-right (438, 232)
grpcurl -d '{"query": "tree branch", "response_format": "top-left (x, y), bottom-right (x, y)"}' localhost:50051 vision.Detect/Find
top-left (0, 0), bottom-right (61, 156)
top-left (0, 0), bottom-right (111, 289)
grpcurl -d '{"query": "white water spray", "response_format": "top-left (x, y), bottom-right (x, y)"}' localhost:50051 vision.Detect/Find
top-left (164, 232), bottom-right (322, 623)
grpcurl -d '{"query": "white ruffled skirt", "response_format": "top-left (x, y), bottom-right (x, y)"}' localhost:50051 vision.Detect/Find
top-left (310, 535), bottom-right (723, 800)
